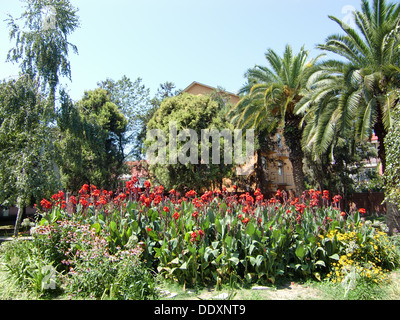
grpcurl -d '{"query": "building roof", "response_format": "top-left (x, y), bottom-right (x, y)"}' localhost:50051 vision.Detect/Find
top-left (182, 81), bottom-right (239, 98)
top-left (181, 81), bottom-right (241, 107)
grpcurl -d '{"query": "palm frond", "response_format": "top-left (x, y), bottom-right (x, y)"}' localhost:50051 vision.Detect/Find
top-left (359, 98), bottom-right (374, 139)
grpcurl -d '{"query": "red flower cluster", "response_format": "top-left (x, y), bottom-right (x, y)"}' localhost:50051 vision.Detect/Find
top-left (254, 188), bottom-right (264, 203)
top-left (308, 189), bottom-right (321, 207)
top-left (192, 211), bottom-right (199, 219)
top-left (239, 192), bottom-right (254, 206)
top-left (50, 191), bottom-right (66, 208)
top-left (190, 229), bottom-right (204, 242)
top-left (173, 211), bottom-right (180, 220)
top-left (38, 177), bottom-right (352, 238)
top-left (185, 190), bottom-right (197, 198)
top-left (40, 199), bottom-right (52, 210)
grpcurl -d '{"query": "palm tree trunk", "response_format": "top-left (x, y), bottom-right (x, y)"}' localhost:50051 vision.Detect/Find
top-left (373, 108), bottom-right (387, 173)
top-left (284, 114), bottom-right (306, 197)
top-left (289, 150), bottom-right (306, 198)
top-left (255, 149), bottom-right (268, 193)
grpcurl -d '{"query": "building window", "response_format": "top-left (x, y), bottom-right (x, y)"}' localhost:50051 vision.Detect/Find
top-left (261, 156), bottom-right (268, 171)
top-left (278, 160), bottom-right (283, 176)
top-left (277, 134), bottom-right (282, 149)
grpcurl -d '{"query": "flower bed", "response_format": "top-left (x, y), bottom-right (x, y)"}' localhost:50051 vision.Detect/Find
top-left (34, 179), bottom-right (399, 290)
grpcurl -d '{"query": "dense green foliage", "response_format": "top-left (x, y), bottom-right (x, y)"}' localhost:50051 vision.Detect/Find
top-left (6, 0), bottom-right (80, 103)
top-left (0, 76), bottom-right (60, 235)
top-left (1, 182), bottom-right (398, 300)
top-left (145, 93), bottom-right (235, 192)
top-left (384, 97), bottom-right (400, 210)
top-left (98, 76), bottom-right (153, 159)
top-left (299, 0), bottom-right (400, 171)
top-left (56, 88), bottom-right (128, 191)
top-left (230, 45), bottom-right (323, 196)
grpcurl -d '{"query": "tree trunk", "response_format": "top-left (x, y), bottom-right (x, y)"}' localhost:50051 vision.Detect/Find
top-left (284, 113), bottom-right (306, 197)
top-left (373, 108), bottom-right (387, 173)
top-left (13, 197), bottom-right (24, 237)
top-left (289, 152), bottom-right (306, 198)
top-left (255, 149), bottom-right (269, 194)
top-left (386, 202), bottom-right (400, 235)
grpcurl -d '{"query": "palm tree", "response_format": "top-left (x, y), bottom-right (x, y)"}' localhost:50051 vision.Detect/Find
top-left (299, 0), bottom-right (400, 173)
top-left (230, 45), bottom-right (323, 196)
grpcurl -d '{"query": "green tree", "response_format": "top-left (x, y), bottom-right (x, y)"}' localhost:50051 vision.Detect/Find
top-left (230, 45), bottom-right (322, 196)
top-left (98, 76), bottom-right (151, 159)
top-left (6, 0), bottom-right (80, 105)
top-left (144, 93), bottom-right (234, 193)
top-left (0, 75), bottom-right (60, 236)
top-left (384, 91), bottom-right (400, 233)
top-left (299, 0), bottom-right (400, 172)
top-left (299, 0), bottom-right (400, 231)
top-left (303, 127), bottom-right (378, 209)
top-left (56, 88), bottom-right (128, 191)
top-left (133, 82), bottom-right (181, 160)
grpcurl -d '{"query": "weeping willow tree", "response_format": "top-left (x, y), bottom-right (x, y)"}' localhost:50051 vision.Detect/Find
top-left (0, 76), bottom-right (60, 236)
top-left (3, 0), bottom-right (80, 235)
top-left (6, 0), bottom-right (80, 107)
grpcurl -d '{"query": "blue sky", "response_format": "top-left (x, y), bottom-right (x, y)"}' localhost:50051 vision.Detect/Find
top-left (1, 0), bottom-right (362, 101)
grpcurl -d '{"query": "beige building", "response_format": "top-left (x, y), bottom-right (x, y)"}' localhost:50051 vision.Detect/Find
top-left (182, 81), bottom-right (240, 106)
top-left (182, 82), bottom-right (295, 193)
top-left (258, 132), bottom-right (294, 192)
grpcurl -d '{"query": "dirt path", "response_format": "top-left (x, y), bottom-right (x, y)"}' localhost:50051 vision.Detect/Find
top-left (161, 271), bottom-right (400, 300)
top-left (160, 281), bottom-right (325, 300)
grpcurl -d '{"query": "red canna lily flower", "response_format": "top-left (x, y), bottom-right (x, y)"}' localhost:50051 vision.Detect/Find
top-left (173, 211), bottom-right (180, 220)
top-left (70, 196), bottom-right (77, 205)
top-left (40, 199), bottom-right (52, 210)
top-left (185, 190), bottom-right (197, 198)
top-left (79, 198), bottom-right (88, 207)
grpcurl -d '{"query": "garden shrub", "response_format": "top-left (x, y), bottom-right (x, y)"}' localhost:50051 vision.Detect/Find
top-left (29, 219), bottom-right (159, 300)
top-left (0, 239), bottom-right (59, 296)
top-left (32, 181), bottom-right (400, 291)
top-left (4, 179), bottom-right (399, 299)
